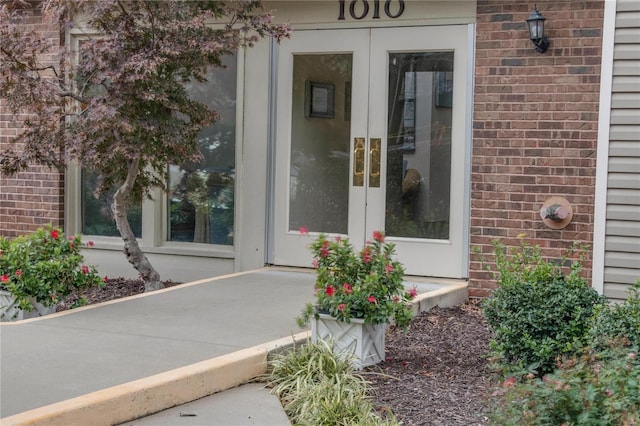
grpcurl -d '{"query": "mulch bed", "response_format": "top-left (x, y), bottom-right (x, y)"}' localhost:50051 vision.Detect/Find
top-left (55, 277), bottom-right (182, 311)
top-left (57, 279), bottom-right (495, 425)
top-left (366, 302), bottom-right (494, 425)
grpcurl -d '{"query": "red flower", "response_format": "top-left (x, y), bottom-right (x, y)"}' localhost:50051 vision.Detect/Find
top-left (373, 231), bottom-right (384, 242)
top-left (299, 226), bottom-right (309, 235)
top-left (50, 229), bottom-right (59, 239)
top-left (325, 286), bottom-right (335, 296)
top-left (86, 241), bottom-right (94, 248)
top-left (338, 303), bottom-right (345, 311)
top-left (368, 295), bottom-right (377, 304)
top-left (69, 242), bottom-right (75, 249)
top-left (15, 270), bottom-right (22, 277)
top-left (342, 283), bottom-right (352, 294)
top-left (81, 265), bottom-right (89, 275)
top-left (393, 295), bottom-right (400, 303)
top-left (1, 275), bottom-right (8, 283)
top-left (312, 259), bottom-right (319, 269)
top-left (361, 247), bottom-right (372, 263)
top-left (320, 240), bottom-right (330, 258)
top-left (408, 286), bottom-right (418, 299)
top-left (103, 276), bottom-right (109, 283)
top-left (385, 264), bottom-right (394, 274)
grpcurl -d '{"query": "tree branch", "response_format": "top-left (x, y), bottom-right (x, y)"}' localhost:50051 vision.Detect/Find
top-left (56, 90), bottom-right (88, 103)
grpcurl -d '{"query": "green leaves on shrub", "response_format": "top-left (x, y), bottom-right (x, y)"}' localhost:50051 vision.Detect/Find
top-left (482, 239), bottom-right (606, 376)
top-left (481, 239), bottom-right (640, 423)
top-left (0, 225), bottom-right (104, 312)
top-left (490, 345), bottom-right (639, 426)
top-left (590, 280), bottom-right (640, 351)
top-left (266, 340), bottom-right (398, 425)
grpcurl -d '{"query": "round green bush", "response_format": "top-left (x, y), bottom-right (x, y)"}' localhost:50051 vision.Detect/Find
top-left (482, 240), bottom-right (606, 376)
top-left (0, 225), bottom-right (104, 313)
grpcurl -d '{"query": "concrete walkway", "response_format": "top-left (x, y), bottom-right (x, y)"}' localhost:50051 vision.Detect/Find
top-left (0, 267), bottom-right (467, 425)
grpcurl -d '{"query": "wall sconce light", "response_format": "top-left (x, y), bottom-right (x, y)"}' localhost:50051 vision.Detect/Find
top-left (526, 5), bottom-right (549, 53)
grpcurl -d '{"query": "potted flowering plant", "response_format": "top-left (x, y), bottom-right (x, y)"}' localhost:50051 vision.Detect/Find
top-left (298, 231), bottom-right (417, 329)
top-left (0, 225), bottom-right (104, 321)
top-left (297, 231), bottom-right (417, 368)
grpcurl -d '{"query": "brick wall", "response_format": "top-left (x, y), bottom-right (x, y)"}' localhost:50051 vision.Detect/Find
top-left (0, 5), bottom-right (64, 238)
top-left (469, 0), bottom-right (605, 297)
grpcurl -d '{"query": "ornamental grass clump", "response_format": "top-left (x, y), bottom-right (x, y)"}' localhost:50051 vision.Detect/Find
top-left (0, 225), bottom-right (104, 313)
top-left (297, 231), bottom-right (416, 329)
top-left (266, 339), bottom-right (399, 426)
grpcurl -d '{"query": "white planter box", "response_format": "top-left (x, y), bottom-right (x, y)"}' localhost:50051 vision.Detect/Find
top-left (311, 313), bottom-right (386, 369)
top-left (0, 290), bottom-right (55, 322)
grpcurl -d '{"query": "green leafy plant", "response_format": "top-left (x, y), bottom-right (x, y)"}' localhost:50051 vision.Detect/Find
top-left (266, 339), bottom-right (399, 425)
top-left (297, 231), bottom-right (416, 329)
top-left (482, 238), bottom-right (605, 376)
top-left (590, 280), bottom-right (640, 351)
top-left (0, 225), bottom-right (104, 313)
top-left (490, 344), bottom-right (639, 425)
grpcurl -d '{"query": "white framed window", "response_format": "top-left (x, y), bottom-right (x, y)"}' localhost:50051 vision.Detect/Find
top-left (65, 31), bottom-right (242, 258)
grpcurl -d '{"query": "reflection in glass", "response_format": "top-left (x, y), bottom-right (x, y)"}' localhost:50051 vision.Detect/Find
top-left (385, 52), bottom-right (454, 240)
top-left (82, 169), bottom-right (142, 237)
top-left (168, 55), bottom-right (237, 245)
top-left (289, 54), bottom-right (352, 234)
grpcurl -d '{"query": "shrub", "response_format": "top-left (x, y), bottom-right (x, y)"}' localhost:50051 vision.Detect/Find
top-left (483, 239), bottom-right (606, 376)
top-left (297, 231), bottom-right (416, 329)
top-left (589, 280), bottom-right (640, 351)
top-left (0, 225), bottom-right (104, 312)
top-left (266, 339), bottom-right (398, 425)
top-left (490, 345), bottom-right (639, 425)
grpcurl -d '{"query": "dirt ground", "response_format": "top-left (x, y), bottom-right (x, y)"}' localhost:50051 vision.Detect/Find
top-left (57, 279), bottom-right (494, 426)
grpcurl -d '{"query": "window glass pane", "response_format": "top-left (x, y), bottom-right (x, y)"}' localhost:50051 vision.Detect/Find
top-left (82, 169), bottom-right (142, 237)
top-left (289, 54), bottom-right (352, 234)
top-left (78, 40), bottom-right (144, 238)
top-left (168, 55), bottom-right (237, 245)
top-left (385, 52), bottom-right (453, 240)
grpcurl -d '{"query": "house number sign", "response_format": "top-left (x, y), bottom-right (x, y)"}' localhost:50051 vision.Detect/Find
top-left (338, 0), bottom-right (405, 20)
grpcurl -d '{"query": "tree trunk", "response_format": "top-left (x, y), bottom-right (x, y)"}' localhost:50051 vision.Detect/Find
top-left (112, 159), bottom-right (164, 292)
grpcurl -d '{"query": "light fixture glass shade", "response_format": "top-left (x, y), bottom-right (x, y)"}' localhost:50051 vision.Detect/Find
top-left (526, 8), bottom-right (546, 41)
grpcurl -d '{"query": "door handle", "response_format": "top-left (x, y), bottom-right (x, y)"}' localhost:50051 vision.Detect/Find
top-left (353, 137), bottom-right (365, 186)
top-left (369, 138), bottom-right (381, 188)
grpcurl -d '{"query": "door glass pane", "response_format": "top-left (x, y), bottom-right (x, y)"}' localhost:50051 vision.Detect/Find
top-left (386, 52), bottom-right (454, 240)
top-left (289, 54), bottom-right (352, 234)
top-left (168, 55), bottom-right (236, 245)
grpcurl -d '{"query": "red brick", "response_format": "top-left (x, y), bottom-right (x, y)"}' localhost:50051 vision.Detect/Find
top-left (469, 0), bottom-right (603, 296)
top-left (0, 5), bottom-right (64, 238)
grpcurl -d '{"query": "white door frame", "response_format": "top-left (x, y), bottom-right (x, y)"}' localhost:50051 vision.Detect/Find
top-left (267, 25), bottom-right (474, 278)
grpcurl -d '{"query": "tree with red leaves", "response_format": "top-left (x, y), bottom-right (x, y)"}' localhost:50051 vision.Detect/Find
top-left (0, 0), bottom-right (290, 291)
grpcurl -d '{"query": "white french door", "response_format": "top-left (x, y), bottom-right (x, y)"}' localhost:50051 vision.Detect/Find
top-left (272, 26), bottom-right (470, 278)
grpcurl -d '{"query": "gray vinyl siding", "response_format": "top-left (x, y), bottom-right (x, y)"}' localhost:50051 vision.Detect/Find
top-left (604, 0), bottom-right (640, 300)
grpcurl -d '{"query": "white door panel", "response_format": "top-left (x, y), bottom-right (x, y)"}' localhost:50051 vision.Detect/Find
top-left (273, 26), bottom-right (469, 277)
